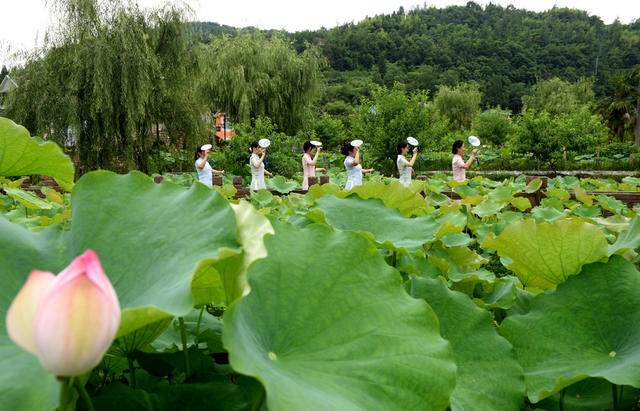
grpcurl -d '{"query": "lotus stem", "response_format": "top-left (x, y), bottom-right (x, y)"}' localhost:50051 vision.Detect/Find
top-left (179, 317), bottom-right (191, 377)
top-left (74, 378), bottom-right (95, 411)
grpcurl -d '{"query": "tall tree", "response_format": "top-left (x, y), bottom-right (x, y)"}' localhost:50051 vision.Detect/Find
top-left (596, 66), bottom-right (640, 142)
top-left (6, 0), bottom-right (204, 174)
top-left (521, 77), bottom-right (595, 117)
top-left (200, 33), bottom-right (325, 135)
top-left (433, 82), bottom-right (482, 129)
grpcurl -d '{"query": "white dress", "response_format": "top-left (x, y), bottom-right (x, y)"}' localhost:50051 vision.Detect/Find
top-left (195, 158), bottom-right (212, 188)
top-left (397, 155), bottom-right (412, 187)
top-left (344, 155), bottom-right (363, 190)
top-left (250, 153), bottom-right (266, 190)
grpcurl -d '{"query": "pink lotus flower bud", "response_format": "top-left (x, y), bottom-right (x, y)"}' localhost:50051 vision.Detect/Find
top-left (6, 250), bottom-right (120, 376)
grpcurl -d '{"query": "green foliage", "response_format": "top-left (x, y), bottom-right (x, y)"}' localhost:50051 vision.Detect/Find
top-left (224, 223), bottom-right (457, 410)
top-left (200, 33), bottom-right (325, 135)
top-left (500, 257), bottom-right (640, 402)
top-left (521, 77), bottom-right (595, 117)
top-left (0, 117), bottom-right (74, 190)
top-left (217, 116), bottom-right (304, 179)
top-left (351, 85), bottom-right (447, 175)
top-left (471, 108), bottom-right (514, 146)
top-left (6, 0), bottom-right (205, 174)
top-left (308, 113), bottom-right (349, 149)
top-left (512, 107), bottom-right (608, 168)
top-left (410, 276), bottom-right (525, 410)
top-left (434, 82), bottom-right (482, 129)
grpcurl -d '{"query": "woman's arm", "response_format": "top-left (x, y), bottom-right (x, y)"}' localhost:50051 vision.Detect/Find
top-left (212, 169), bottom-right (225, 174)
top-left (253, 150), bottom-right (266, 168)
top-left (196, 153), bottom-right (208, 169)
top-left (462, 149), bottom-right (478, 169)
top-left (265, 170), bottom-right (273, 177)
top-left (350, 147), bottom-right (360, 166)
top-left (309, 148), bottom-right (321, 166)
top-left (407, 148), bottom-right (418, 167)
top-left (315, 167), bottom-right (327, 173)
top-left (362, 168), bottom-right (375, 174)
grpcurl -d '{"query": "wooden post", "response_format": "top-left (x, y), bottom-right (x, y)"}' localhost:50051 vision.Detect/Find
top-left (319, 175), bottom-right (330, 185)
top-left (212, 176), bottom-right (223, 186)
top-left (562, 146), bottom-right (567, 169)
top-left (417, 176), bottom-right (427, 181)
top-left (308, 176), bottom-right (318, 187)
top-left (153, 176), bottom-right (164, 184)
top-left (232, 176), bottom-right (243, 187)
top-left (596, 147), bottom-right (600, 169)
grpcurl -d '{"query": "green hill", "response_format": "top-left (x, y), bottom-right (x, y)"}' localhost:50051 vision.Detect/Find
top-left (195, 2), bottom-right (640, 112)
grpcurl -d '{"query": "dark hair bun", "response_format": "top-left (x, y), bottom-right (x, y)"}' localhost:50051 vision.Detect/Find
top-left (341, 140), bottom-right (354, 156)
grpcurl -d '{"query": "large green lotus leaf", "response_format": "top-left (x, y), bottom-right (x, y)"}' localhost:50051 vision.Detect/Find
top-left (608, 215), bottom-right (640, 257)
top-left (500, 256), bottom-right (640, 402)
top-left (573, 205), bottom-right (602, 218)
top-left (524, 178), bottom-right (543, 193)
top-left (3, 186), bottom-right (53, 210)
top-left (410, 276), bottom-right (525, 410)
top-left (531, 206), bottom-right (567, 223)
top-left (223, 224), bottom-right (457, 410)
top-left (0, 171), bottom-right (244, 408)
top-left (454, 184), bottom-right (480, 198)
top-left (536, 378), bottom-right (640, 411)
top-left (487, 185), bottom-right (514, 203)
top-left (307, 194), bottom-right (465, 252)
top-left (596, 195), bottom-right (625, 214)
top-left (482, 219), bottom-right (608, 289)
top-left (472, 199), bottom-right (505, 218)
top-left (510, 196), bottom-right (532, 212)
top-left (266, 175), bottom-right (298, 193)
top-left (309, 181), bottom-right (429, 217)
top-left (591, 214), bottom-right (630, 233)
top-left (350, 181), bottom-right (429, 217)
top-left (1, 171), bottom-right (242, 334)
top-left (0, 117), bottom-right (74, 191)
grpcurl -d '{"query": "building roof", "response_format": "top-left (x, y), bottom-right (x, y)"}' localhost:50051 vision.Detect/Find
top-left (0, 75), bottom-right (18, 94)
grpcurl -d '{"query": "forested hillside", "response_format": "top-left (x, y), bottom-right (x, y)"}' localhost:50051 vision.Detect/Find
top-left (197, 2), bottom-right (640, 113)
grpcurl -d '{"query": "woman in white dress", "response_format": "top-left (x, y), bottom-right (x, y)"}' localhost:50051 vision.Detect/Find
top-left (249, 141), bottom-right (273, 190)
top-left (396, 142), bottom-right (418, 187)
top-left (301, 141), bottom-right (327, 190)
top-left (341, 141), bottom-right (374, 190)
top-left (195, 146), bottom-right (224, 188)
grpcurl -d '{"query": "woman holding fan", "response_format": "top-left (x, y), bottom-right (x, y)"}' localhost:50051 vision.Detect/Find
top-left (249, 140), bottom-right (273, 191)
top-left (397, 138), bottom-right (418, 187)
top-left (195, 144), bottom-right (224, 189)
top-left (301, 141), bottom-right (327, 190)
top-left (341, 140), bottom-right (374, 190)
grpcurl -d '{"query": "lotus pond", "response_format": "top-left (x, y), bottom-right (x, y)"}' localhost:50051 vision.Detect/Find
top-left (2, 117), bottom-right (640, 410)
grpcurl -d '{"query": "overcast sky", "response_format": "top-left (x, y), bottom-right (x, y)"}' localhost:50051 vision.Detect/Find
top-left (1, 0), bottom-right (639, 66)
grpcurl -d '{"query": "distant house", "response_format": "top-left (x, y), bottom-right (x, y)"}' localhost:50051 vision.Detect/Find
top-left (0, 75), bottom-right (18, 114)
top-left (214, 111), bottom-right (235, 140)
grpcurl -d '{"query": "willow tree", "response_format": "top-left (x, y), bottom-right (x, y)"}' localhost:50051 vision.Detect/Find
top-left (200, 33), bottom-right (325, 134)
top-left (6, 0), bottom-right (204, 174)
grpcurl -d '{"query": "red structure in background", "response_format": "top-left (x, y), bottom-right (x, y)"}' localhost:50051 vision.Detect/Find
top-left (215, 112), bottom-right (235, 140)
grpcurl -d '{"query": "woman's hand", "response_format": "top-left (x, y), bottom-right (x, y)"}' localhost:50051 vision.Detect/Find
top-left (265, 170), bottom-right (273, 177)
top-left (321, 168), bottom-right (327, 174)
top-left (411, 168), bottom-right (415, 176)
top-left (472, 148), bottom-right (479, 155)
top-left (413, 147), bottom-right (418, 154)
top-left (260, 148), bottom-right (266, 155)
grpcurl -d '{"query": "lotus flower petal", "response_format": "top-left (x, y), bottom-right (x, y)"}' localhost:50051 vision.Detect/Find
top-left (33, 250), bottom-right (120, 376)
top-left (6, 270), bottom-right (56, 355)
